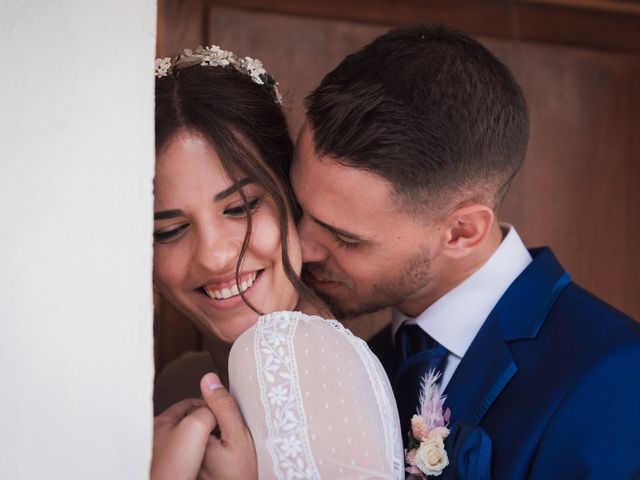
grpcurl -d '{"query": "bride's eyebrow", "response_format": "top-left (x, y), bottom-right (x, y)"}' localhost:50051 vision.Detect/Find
top-left (154, 179), bottom-right (256, 219)
top-left (214, 178), bottom-right (254, 201)
top-left (154, 209), bottom-right (184, 220)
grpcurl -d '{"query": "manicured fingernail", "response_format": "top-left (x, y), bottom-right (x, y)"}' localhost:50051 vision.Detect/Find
top-left (203, 372), bottom-right (223, 391)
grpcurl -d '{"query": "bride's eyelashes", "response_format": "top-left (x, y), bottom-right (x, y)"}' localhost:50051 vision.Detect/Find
top-left (153, 196), bottom-right (264, 243)
top-left (154, 223), bottom-right (189, 243)
top-left (224, 195), bottom-right (263, 218)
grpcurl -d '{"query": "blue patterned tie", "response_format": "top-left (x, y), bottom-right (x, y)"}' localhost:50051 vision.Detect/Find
top-left (393, 324), bottom-right (448, 447)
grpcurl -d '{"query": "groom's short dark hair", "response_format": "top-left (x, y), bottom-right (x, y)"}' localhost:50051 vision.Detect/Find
top-left (305, 25), bottom-right (529, 215)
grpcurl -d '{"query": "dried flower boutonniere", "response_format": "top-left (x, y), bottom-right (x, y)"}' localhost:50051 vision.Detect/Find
top-left (406, 370), bottom-right (451, 478)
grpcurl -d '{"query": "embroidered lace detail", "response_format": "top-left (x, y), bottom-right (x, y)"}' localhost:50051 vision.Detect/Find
top-left (254, 311), bottom-right (321, 480)
top-left (254, 312), bottom-right (403, 480)
top-left (324, 318), bottom-right (405, 477)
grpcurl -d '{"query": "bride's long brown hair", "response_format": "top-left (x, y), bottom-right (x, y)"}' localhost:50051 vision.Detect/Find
top-left (155, 65), bottom-right (320, 313)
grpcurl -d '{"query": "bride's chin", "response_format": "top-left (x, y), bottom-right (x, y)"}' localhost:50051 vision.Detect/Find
top-left (211, 315), bottom-right (262, 345)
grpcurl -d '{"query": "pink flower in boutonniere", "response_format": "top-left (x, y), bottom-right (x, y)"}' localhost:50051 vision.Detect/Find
top-left (405, 370), bottom-right (451, 478)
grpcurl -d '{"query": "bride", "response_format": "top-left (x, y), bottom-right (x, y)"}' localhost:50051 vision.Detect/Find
top-left (150, 46), bottom-right (403, 479)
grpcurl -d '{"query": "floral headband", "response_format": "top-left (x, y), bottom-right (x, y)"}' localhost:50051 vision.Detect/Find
top-left (155, 45), bottom-right (283, 105)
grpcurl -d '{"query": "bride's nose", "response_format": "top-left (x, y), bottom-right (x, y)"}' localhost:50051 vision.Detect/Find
top-left (192, 224), bottom-right (240, 273)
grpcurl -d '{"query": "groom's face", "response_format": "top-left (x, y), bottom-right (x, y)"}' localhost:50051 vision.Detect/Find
top-left (291, 124), bottom-right (445, 318)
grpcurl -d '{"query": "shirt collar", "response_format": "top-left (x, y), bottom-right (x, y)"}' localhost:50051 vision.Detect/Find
top-left (392, 224), bottom-right (532, 358)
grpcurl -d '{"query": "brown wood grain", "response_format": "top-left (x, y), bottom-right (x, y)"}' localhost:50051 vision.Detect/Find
top-left (493, 39), bottom-right (640, 319)
top-left (154, 293), bottom-right (202, 372)
top-left (207, 0), bottom-right (640, 54)
top-left (157, 0), bottom-right (208, 56)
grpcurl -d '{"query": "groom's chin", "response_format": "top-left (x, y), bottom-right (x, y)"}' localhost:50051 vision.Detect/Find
top-left (317, 291), bottom-right (387, 320)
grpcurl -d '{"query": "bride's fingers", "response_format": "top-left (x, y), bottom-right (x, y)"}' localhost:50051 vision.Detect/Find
top-left (200, 372), bottom-right (250, 446)
top-left (177, 405), bottom-right (218, 442)
top-left (155, 398), bottom-right (206, 426)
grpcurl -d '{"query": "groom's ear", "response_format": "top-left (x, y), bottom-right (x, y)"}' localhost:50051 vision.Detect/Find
top-left (440, 204), bottom-right (495, 258)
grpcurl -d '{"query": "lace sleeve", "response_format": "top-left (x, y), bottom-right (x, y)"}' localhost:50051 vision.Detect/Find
top-left (229, 311), bottom-right (404, 480)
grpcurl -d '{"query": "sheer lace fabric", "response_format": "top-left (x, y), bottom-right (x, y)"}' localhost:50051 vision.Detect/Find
top-left (229, 311), bottom-right (404, 480)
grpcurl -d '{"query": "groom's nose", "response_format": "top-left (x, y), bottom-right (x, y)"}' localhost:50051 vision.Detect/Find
top-left (297, 214), bottom-right (330, 264)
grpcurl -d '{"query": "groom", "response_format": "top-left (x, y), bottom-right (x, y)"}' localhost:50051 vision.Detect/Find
top-left (290, 25), bottom-right (640, 479)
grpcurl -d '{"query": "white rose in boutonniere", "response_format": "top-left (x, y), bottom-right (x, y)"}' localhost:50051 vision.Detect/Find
top-left (415, 434), bottom-right (449, 476)
top-left (405, 370), bottom-right (452, 479)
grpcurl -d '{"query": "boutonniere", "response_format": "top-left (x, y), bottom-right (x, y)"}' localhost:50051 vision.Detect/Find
top-left (406, 370), bottom-right (451, 479)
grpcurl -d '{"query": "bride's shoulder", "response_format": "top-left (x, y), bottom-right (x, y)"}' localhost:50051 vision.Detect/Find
top-left (234, 310), bottom-right (354, 342)
top-left (228, 313), bottom-right (404, 480)
top-left (230, 310), bottom-right (363, 360)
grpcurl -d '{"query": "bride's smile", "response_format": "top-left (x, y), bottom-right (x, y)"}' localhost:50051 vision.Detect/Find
top-left (153, 129), bottom-right (301, 345)
top-left (200, 270), bottom-right (259, 301)
top-left (197, 269), bottom-right (263, 310)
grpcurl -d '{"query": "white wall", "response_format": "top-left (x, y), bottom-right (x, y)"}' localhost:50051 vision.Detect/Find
top-left (0, 1), bottom-right (156, 478)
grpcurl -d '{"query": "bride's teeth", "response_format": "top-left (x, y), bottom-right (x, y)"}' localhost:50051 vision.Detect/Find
top-left (203, 271), bottom-right (258, 300)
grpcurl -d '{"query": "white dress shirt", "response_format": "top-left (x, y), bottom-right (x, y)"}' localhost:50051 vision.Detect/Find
top-left (392, 224), bottom-right (532, 392)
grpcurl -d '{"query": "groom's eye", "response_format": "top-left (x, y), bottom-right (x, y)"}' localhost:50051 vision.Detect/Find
top-left (333, 233), bottom-right (360, 250)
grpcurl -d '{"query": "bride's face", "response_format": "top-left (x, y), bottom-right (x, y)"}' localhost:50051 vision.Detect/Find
top-left (153, 129), bottom-right (301, 344)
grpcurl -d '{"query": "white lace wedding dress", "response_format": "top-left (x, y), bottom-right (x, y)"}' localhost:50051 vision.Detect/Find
top-left (229, 311), bottom-right (404, 479)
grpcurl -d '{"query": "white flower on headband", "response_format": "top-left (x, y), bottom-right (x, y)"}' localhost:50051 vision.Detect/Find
top-left (155, 57), bottom-right (172, 78)
top-left (155, 45), bottom-right (282, 105)
top-left (272, 85), bottom-right (283, 105)
top-left (238, 57), bottom-right (266, 85)
top-left (193, 45), bottom-right (235, 67)
top-left (238, 56), bottom-right (282, 103)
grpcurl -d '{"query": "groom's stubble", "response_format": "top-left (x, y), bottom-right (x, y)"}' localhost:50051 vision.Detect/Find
top-left (305, 242), bottom-right (434, 319)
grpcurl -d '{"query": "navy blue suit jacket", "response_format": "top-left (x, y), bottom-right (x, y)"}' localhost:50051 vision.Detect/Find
top-left (369, 248), bottom-right (640, 479)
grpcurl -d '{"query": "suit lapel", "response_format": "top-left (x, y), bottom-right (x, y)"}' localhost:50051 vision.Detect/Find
top-left (443, 248), bottom-right (571, 427)
top-left (443, 313), bottom-right (517, 426)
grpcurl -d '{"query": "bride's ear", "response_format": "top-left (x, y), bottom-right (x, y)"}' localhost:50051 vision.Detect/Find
top-left (440, 204), bottom-right (495, 259)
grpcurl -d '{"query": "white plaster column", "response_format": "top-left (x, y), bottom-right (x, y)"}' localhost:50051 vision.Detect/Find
top-left (0, 1), bottom-right (156, 478)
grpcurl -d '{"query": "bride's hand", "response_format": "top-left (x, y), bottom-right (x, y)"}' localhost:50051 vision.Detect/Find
top-left (151, 397), bottom-right (216, 480)
top-left (197, 373), bottom-right (258, 480)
